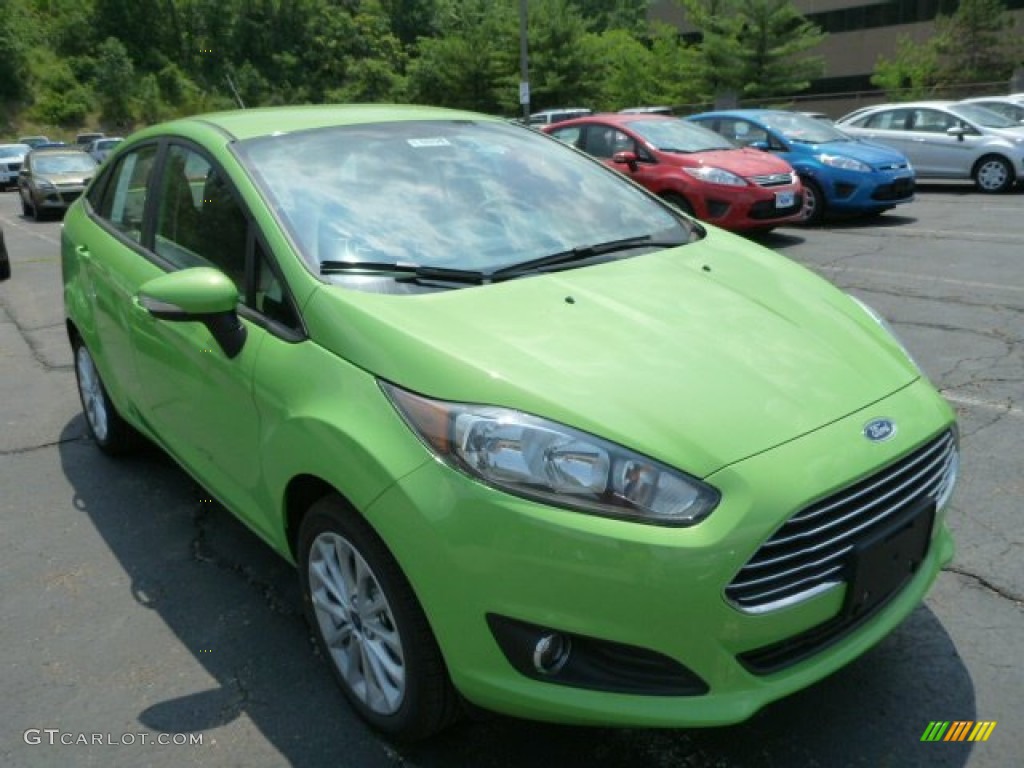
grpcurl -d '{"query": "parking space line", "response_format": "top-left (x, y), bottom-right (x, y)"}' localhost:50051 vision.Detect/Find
top-left (943, 392), bottom-right (1024, 418)
top-left (816, 264), bottom-right (1024, 293)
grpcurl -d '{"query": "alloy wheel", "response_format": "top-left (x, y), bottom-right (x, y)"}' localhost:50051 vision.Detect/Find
top-left (76, 345), bottom-right (109, 442)
top-left (308, 531), bottom-right (406, 715)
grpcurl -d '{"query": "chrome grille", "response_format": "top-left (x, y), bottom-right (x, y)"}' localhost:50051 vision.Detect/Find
top-left (750, 172), bottom-right (795, 187)
top-left (726, 430), bottom-right (957, 613)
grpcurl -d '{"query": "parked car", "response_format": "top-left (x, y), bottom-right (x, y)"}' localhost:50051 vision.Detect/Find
top-left (836, 100), bottom-right (1024, 193)
top-left (18, 147), bottom-right (98, 220)
top-left (17, 135), bottom-right (50, 149)
top-left (75, 131), bottom-right (105, 146)
top-left (544, 113), bottom-right (804, 232)
top-left (687, 109), bottom-right (916, 223)
top-left (86, 136), bottom-right (124, 164)
top-left (527, 107), bottom-right (592, 125)
top-left (957, 96), bottom-right (1024, 124)
top-left (0, 143), bottom-right (31, 190)
top-left (0, 224), bottom-right (9, 281)
top-left (62, 104), bottom-right (958, 740)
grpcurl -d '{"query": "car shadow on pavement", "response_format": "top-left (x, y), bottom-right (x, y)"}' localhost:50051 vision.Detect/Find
top-left (58, 417), bottom-right (977, 768)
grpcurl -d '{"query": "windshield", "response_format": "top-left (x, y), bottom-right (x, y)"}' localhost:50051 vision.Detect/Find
top-left (33, 153), bottom-right (97, 174)
top-left (236, 120), bottom-right (690, 288)
top-left (627, 119), bottom-right (736, 152)
top-left (759, 112), bottom-right (851, 143)
top-left (949, 103), bottom-right (1020, 129)
top-left (0, 144), bottom-right (30, 159)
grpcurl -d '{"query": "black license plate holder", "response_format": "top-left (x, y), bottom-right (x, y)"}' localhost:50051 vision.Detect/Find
top-left (843, 499), bottom-right (935, 619)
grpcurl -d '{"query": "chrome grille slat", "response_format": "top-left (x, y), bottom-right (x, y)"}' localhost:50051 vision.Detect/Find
top-left (742, 470), bottom-right (944, 576)
top-left (726, 430), bottom-right (956, 611)
top-left (728, 545), bottom-right (852, 590)
top-left (735, 565), bottom-right (846, 604)
top-left (788, 436), bottom-right (950, 526)
top-left (761, 442), bottom-right (951, 549)
top-left (750, 172), bottom-right (794, 187)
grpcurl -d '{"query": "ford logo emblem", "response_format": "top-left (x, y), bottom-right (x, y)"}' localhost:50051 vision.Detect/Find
top-left (864, 418), bottom-right (896, 442)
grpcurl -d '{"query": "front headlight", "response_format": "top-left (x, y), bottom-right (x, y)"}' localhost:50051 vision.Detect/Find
top-left (683, 166), bottom-right (747, 186)
top-left (848, 295), bottom-right (921, 371)
top-left (818, 154), bottom-right (871, 172)
top-left (382, 383), bottom-right (720, 526)
top-left (35, 178), bottom-right (57, 190)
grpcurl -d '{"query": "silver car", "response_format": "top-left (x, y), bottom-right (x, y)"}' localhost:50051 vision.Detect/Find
top-left (836, 100), bottom-right (1024, 193)
top-left (958, 96), bottom-right (1024, 124)
top-left (0, 143), bottom-right (31, 191)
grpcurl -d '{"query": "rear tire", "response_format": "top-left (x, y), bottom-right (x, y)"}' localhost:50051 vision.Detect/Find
top-left (973, 155), bottom-right (1014, 193)
top-left (72, 337), bottom-right (138, 455)
top-left (298, 496), bottom-right (460, 741)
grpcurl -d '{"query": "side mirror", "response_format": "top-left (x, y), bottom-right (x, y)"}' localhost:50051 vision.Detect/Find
top-left (946, 125), bottom-right (966, 142)
top-left (138, 267), bottom-right (246, 358)
top-left (612, 150), bottom-right (639, 171)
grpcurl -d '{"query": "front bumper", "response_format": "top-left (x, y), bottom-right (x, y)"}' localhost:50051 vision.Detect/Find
top-left (365, 378), bottom-right (956, 727)
top-left (817, 166), bottom-right (915, 213)
top-left (697, 184), bottom-right (805, 231)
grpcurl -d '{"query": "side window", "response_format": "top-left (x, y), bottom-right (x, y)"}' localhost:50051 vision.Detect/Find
top-left (582, 125), bottom-right (618, 158)
top-left (549, 126), bottom-right (582, 147)
top-left (253, 240), bottom-right (301, 331)
top-left (909, 109), bottom-right (955, 133)
top-left (610, 130), bottom-right (634, 155)
top-left (92, 145), bottom-right (158, 243)
top-left (863, 110), bottom-right (908, 130)
top-left (154, 145), bottom-right (248, 290)
top-left (728, 120), bottom-right (769, 147)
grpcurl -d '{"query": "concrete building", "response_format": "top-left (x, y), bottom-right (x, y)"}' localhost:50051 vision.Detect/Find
top-left (649, 0), bottom-right (1024, 117)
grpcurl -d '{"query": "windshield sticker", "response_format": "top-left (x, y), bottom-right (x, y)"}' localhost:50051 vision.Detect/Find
top-left (407, 137), bottom-right (452, 148)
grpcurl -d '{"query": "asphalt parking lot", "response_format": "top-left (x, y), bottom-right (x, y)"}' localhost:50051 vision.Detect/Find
top-left (1, 183), bottom-right (1021, 768)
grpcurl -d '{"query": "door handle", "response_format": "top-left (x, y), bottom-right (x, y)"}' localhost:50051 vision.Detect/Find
top-left (75, 244), bottom-right (92, 262)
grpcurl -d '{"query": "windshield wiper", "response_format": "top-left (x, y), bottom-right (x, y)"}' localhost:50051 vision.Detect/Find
top-left (319, 260), bottom-right (485, 285)
top-left (489, 235), bottom-right (687, 280)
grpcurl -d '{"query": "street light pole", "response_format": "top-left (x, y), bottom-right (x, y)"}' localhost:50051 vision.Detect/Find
top-left (519, 0), bottom-right (530, 121)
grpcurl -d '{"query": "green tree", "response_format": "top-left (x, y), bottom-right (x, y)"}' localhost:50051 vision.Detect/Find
top-left (734, 0), bottom-right (824, 100)
top-left (95, 37), bottom-right (136, 125)
top-left (0, 0), bottom-right (34, 104)
top-left (871, 34), bottom-right (940, 100)
top-left (678, 0), bottom-right (825, 103)
top-left (407, 0), bottom-right (515, 112)
top-left (933, 0), bottom-right (1021, 87)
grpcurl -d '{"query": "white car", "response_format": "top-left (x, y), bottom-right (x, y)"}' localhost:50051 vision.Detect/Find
top-left (0, 143), bottom-right (31, 191)
top-left (836, 100), bottom-right (1024, 192)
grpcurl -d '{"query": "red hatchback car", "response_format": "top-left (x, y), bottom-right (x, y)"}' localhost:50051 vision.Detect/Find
top-left (544, 114), bottom-right (804, 232)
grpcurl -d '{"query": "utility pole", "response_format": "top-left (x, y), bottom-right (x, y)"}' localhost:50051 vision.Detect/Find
top-left (519, 0), bottom-right (530, 121)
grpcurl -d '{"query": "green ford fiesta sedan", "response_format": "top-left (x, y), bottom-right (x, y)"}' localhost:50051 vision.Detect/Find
top-left (61, 105), bottom-right (958, 740)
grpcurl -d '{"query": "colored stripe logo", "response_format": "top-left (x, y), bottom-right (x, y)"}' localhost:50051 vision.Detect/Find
top-left (921, 721), bottom-right (997, 742)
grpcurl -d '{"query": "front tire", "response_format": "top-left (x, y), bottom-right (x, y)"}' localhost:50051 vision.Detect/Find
top-left (800, 177), bottom-right (825, 225)
top-left (298, 496), bottom-right (459, 740)
top-left (973, 155), bottom-right (1014, 193)
top-left (72, 337), bottom-right (138, 455)
top-left (661, 192), bottom-right (694, 217)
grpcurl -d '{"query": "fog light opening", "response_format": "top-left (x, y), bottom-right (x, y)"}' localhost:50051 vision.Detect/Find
top-left (532, 632), bottom-right (571, 676)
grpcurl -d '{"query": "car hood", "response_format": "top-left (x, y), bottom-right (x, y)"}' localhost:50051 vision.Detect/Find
top-left (36, 172), bottom-right (92, 185)
top-left (305, 228), bottom-right (919, 477)
top-left (794, 139), bottom-right (908, 166)
top-left (664, 147), bottom-right (794, 176)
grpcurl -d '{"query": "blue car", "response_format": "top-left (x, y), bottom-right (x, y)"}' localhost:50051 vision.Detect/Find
top-left (686, 110), bottom-right (915, 223)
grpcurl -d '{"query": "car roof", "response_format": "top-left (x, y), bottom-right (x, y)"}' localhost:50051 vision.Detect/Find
top-left (137, 104), bottom-right (501, 143)
top-left (688, 109), bottom-right (804, 120)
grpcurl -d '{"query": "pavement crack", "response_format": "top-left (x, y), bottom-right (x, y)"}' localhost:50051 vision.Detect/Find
top-left (0, 434), bottom-right (88, 456)
top-left (943, 565), bottom-right (1024, 607)
top-left (190, 497), bottom-right (300, 618)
